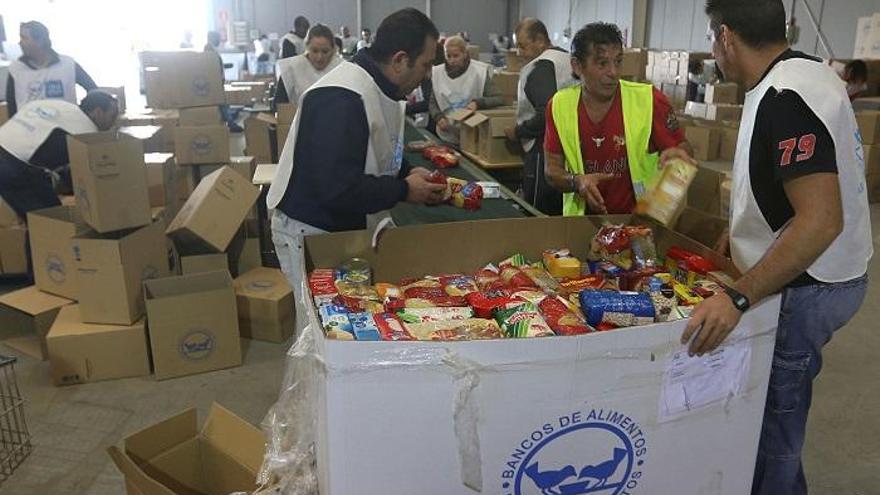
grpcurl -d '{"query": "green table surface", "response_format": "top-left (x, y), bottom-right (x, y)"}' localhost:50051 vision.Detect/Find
top-left (391, 124), bottom-right (535, 225)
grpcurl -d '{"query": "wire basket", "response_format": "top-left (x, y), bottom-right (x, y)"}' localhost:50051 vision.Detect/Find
top-left (0, 356), bottom-right (31, 483)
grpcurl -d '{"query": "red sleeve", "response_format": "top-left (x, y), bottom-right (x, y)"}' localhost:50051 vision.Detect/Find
top-left (543, 99), bottom-right (563, 154)
top-left (649, 87), bottom-right (685, 152)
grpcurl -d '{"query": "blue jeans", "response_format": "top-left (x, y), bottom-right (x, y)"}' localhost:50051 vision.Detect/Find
top-left (751, 275), bottom-right (868, 495)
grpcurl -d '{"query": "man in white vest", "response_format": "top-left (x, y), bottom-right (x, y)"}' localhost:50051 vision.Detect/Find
top-left (274, 24), bottom-right (341, 107)
top-left (429, 36), bottom-right (504, 144)
top-left (0, 91), bottom-right (118, 218)
top-left (280, 16), bottom-right (310, 60)
top-left (267, 8), bottom-right (447, 332)
top-left (504, 18), bottom-right (574, 215)
top-left (339, 26), bottom-right (359, 57)
top-left (6, 21), bottom-right (97, 117)
top-left (677, 2), bottom-right (873, 494)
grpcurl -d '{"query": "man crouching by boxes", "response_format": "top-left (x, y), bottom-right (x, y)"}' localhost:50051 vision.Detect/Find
top-left (267, 8), bottom-right (447, 332)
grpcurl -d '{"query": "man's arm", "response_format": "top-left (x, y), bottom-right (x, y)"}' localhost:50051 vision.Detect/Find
top-left (74, 63), bottom-right (97, 91)
top-left (515, 60), bottom-right (558, 140)
top-left (6, 75), bottom-right (16, 116)
top-left (474, 73), bottom-right (504, 109)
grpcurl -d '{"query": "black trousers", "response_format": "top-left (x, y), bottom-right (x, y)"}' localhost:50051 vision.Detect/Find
top-left (0, 150), bottom-right (61, 218)
top-left (522, 144), bottom-right (562, 216)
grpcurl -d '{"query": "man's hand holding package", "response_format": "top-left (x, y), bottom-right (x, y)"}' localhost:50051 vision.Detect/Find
top-left (406, 171), bottom-right (447, 205)
top-left (575, 173), bottom-right (615, 214)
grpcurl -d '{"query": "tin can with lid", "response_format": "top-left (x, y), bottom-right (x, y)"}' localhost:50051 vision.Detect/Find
top-left (339, 258), bottom-right (372, 286)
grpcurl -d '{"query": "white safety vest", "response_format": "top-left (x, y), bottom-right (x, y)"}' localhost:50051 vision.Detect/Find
top-left (9, 55), bottom-right (77, 107)
top-left (268, 61), bottom-right (406, 230)
top-left (281, 33), bottom-right (306, 57)
top-left (432, 60), bottom-right (490, 143)
top-left (276, 53), bottom-right (342, 104)
top-left (0, 99), bottom-right (96, 163)
top-left (730, 58), bottom-right (873, 283)
top-left (516, 48), bottom-right (574, 152)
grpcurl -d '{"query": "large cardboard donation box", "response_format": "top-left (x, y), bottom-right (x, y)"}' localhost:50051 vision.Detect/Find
top-left (286, 216), bottom-right (780, 495)
top-left (27, 206), bottom-right (89, 300)
top-left (108, 403), bottom-right (265, 495)
top-left (144, 270), bottom-right (241, 380)
top-left (143, 51), bottom-right (226, 109)
top-left (67, 132), bottom-right (152, 233)
top-left (0, 286), bottom-right (72, 360)
top-left (46, 305), bottom-right (150, 385)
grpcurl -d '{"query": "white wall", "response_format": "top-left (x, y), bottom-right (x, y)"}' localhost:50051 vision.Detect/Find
top-left (646, 0), bottom-right (880, 59)
top-left (518, 0), bottom-right (645, 48)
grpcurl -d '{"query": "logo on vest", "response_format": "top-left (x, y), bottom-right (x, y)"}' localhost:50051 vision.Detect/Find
top-left (25, 104), bottom-right (60, 122)
top-left (501, 408), bottom-right (648, 495)
top-left (45, 254), bottom-right (66, 283)
top-left (26, 80), bottom-right (45, 101)
top-left (191, 76), bottom-right (211, 97)
top-left (190, 135), bottom-right (214, 156)
top-left (179, 330), bottom-right (215, 360)
top-left (44, 80), bottom-right (65, 98)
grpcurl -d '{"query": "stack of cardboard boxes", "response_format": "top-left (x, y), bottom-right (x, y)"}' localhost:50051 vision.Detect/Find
top-left (646, 50), bottom-right (711, 109)
top-left (244, 103), bottom-right (296, 164)
top-left (456, 107), bottom-right (523, 167)
top-left (856, 110), bottom-right (880, 202)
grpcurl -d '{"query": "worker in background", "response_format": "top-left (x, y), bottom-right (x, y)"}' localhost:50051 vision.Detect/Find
top-left (254, 34), bottom-right (273, 75)
top-left (280, 16), bottom-right (310, 59)
top-left (407, 39), bottom-right (445, 131)
top-left (0, 92), bottom-right (118, 218)
top-left (357, 28), bottom-right (372, 52)
top-left (842, 59), bottom-right (868, 101)
top-left (503, 18), bottom-right (573, 215)
top-left (6, 21), bottom-right (97, 117)
top-left (268, 8), bottom-right (445, 332)
top-left (340, 26), bottom-right (358, 56)
top-left (544, 23), bottom-right (695, 216)
top-left (677, 2), bottom-right (872, 494)
top-left (204, 31), bottom-right (243, 133)
top-left (430, 36), bottom-right (504, 144)
top-left (274, 24), bottom-right (342, 106)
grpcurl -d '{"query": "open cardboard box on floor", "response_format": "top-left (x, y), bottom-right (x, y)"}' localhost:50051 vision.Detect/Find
top-left (0, 286), bottom-right (73, 360)
top-left (108, 403), bottom-right (265, 495)
top-left (233, 267), bottom-right (294, 343)
top-left (296, 216), bottom-right (779, 495)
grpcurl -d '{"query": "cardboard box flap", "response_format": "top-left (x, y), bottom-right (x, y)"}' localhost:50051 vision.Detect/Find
top-left (119, 125), bottom-right (163, 141)
top-left (72, 220), bottom-right (163, 267)
top-left (0, 286), bottom-right (72, 315)
top-left (108, 446), bottom-right (177, 495)
top-left (144, 439), bottom-right (205, 495)
top-left (447, 108), bottom-right (474, 123)
top-left (67, 132), bottom-right (143, 178)
top-left (48, 306), bottom-right (144, 337)
top-left (463, 113), bottom-right (488, 128)
top-left (125, 408), bottom-right (199, 463)
top-left (233, 268), bottom-right (292, 301)
top-left (145, 270), bottom-right (232, 300)
top-left (26, 206), bottom-right (85, 238)
top-left (145, 153), bottom-right (175, 165)
top-left (201, 403), bottom-right (265, 474)
top-left (487, 115), bottom-right (515, 137)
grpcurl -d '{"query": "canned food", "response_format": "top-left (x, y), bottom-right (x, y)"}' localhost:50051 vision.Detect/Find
top-left (340, 258), bottom-right (372, 286)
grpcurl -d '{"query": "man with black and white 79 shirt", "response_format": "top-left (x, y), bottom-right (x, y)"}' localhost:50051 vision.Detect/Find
top-left (678, 1), bottom-right (873, 494)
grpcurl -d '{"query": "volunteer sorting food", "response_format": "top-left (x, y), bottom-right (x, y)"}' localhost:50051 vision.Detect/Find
top-left (267, 8), bottom-right (447, 332)
top-left (274, 24), bottom-right (342, 106)
top-left (543, 22), bottom-right (696, 216)
top-left (678, 1), bottom-right (872, 494)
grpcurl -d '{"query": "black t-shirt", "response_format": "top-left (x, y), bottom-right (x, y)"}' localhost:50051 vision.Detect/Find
top-left (748, 50), bottom-right (838, 286)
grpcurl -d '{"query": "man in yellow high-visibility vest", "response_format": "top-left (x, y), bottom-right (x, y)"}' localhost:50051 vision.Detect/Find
top-left (544, 23), bottom-right (696, 216)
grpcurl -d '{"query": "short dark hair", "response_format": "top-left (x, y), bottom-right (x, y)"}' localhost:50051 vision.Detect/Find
top-left (705, 0), bottom-right (786, 48)
top-left (20, 21), bottom-right (52, 50)
top-left (516, 19), bottom-right (550, 43)
top-left (294, 16), bottom-right (310, 32)
top-left (306, 24), bottom-right (334, 45)
top-left (363, 28), bottom-right (371, 35)
top-left (846, 60), bottom-right (868, 81)
top-left (571, 22), bottom-right (623, 62)
top-left (80, 91), bottom-right (118, 114)
top-left (370, 8), bottom-right (438, 65)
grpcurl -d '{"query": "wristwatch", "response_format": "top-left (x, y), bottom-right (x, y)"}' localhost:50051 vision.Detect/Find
top-left (724, 286), bottom-right (751, 312)
top-left (568, 174), bottom-right (580, 193)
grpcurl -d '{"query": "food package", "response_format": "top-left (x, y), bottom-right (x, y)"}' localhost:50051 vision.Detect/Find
top-left (500, 266), bottom-right (537, 289)
top-left (542, 249), bottom-right (582, 279)
top-left (521, 266), bottom-right (560, 293)
top-left (349, 312), bottom-right (381, 341)
top-left (309, 269), bottom-right (339, 306)
top-left (494, 302), bottom-right (555, 338)
top-left (374, 312), bottom-right (415, 341)
top-left (451, 182), bottom-right (483, 210)
top-left (319, 304), bottom-right (353, 334)
top-left (665, 246), bottom-right (716, 287)
top-left (335, 280), bottom-right (384, 313)
top-left (617, 267), bottom-right (667, 292)
top-left (499, 254), bottom-right (529, 268)
top-left (672, 281), bottom-right (704, 306)
top-left (375, 282), bottom-right (401, 299)
top-left (692, 279), bottom-right (725, 299)
top-left (649, 287), bottom-right (678, 322)
top-left (539, 296), bottom-right (592, 336)
top-left (406, 140), bottom-right (432, 152)
top-left (397, 307), bottom-right (474, 323)
top-left (466, 288), bottom-right (513, 318)
top-left (403, 286), bottom-right (468, 307)
top-left (590, 224), bottom-right (633, 270)
top-left (559, 275), bottom-right (609, 294)
top-left (441, 275), bottom-right (479, 296)
top-left (476, 181), bottom-right (501, 199)
top-left (422, 145), bottom-right (459, 168)
top-left (578, 289), bottom-right (656, 327)
top-left (326, 329), bottom-right (355, 340)
top-left (635, 158), bottom-right (698, 226)
top-left (627, 225), bottom-right (658, 268)
top-left (401, 278), bottom-right (442, 291)
top-left (406, 318), bottom-right (503, 341)
top-left (475, 264), bottom-right (502, 290)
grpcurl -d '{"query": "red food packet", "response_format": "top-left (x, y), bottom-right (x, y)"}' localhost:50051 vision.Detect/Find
top-left (538, 296), bottom-right (592, 336)
top-left (501, 267), bottom-right (537, 289)
top-left (559, 275), bottom-right (607, 294)
top-left (374, 313), bottom-right (415, 341)
top-left (467, 289), bottom-right (513, 319)
top-left (426, 170), bottom-right (448, 185)
top-left (475, 264), bottom-right (502, 290)
top-left (441, 275), bottom-right (479, 296)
